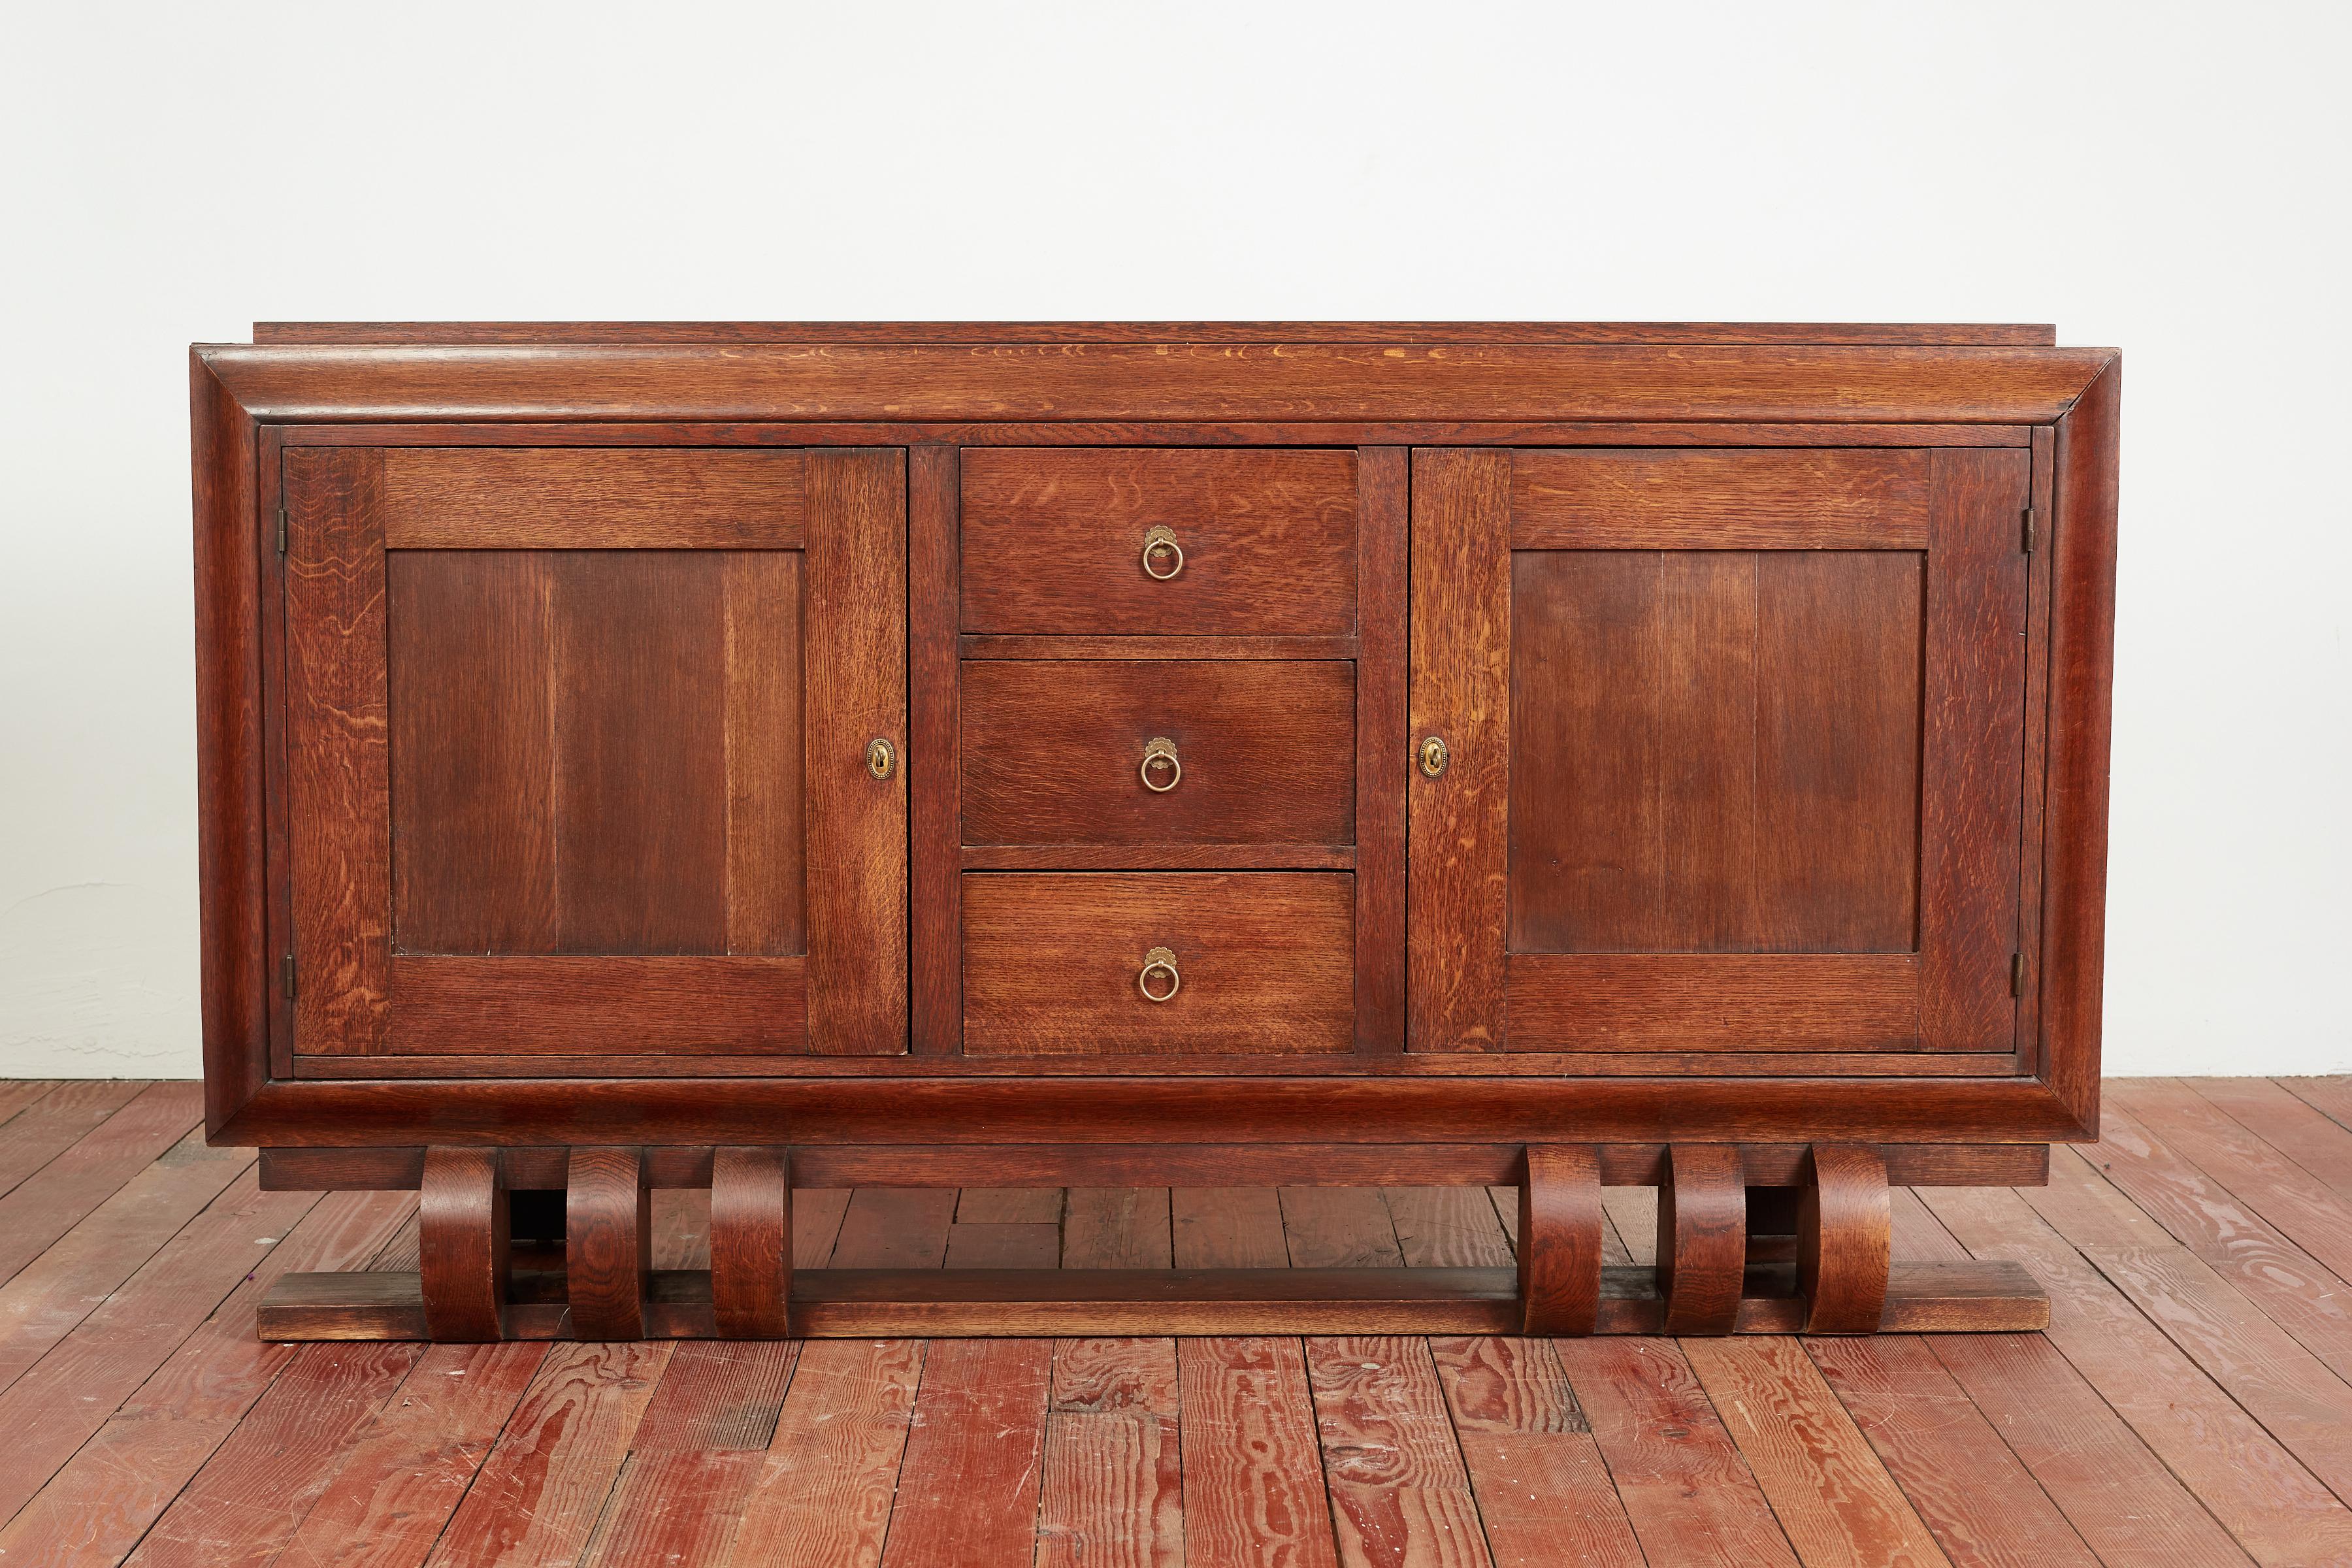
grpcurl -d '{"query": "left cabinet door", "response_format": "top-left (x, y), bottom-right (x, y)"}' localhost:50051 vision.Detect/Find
top-left (276, 446), bottom-right (908, 1062)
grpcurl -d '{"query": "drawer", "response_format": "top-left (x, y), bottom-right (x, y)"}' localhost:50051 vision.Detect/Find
top-left (962, 660), bottom-right (1354, 847)
top-left (962, 872), bottom-right (1354, 1054)
top-left (961, 449), bottom-right (1358, 634)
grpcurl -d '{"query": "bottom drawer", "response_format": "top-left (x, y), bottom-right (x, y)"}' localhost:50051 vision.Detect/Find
top-left (962, 872), bottom-right (1354, 1054)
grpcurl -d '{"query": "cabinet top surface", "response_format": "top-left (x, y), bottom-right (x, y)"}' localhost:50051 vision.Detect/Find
top-left (248, 320), bottom-right (2063, 348)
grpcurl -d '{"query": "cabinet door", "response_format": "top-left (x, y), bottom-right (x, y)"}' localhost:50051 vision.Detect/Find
top-left (1409, 448), bottom-right (2029, 1054)
top-left (278, 447), bottom-right (907, 1060)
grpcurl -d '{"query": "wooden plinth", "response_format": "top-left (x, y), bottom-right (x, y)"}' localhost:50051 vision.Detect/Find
top-left (254, 1139), bottom-right (2049, 1341)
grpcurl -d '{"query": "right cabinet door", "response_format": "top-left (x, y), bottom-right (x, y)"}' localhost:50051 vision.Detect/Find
top-left (1409, 446), bottom-right (2031, 1055)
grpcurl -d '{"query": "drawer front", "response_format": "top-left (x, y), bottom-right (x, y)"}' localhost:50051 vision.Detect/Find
top-left (962, 449), bottom-right (1358, 634)
top-left (962, 873), bottom-right (1354, 1054)
top-left (962, 660), bottom-right (1355, 847)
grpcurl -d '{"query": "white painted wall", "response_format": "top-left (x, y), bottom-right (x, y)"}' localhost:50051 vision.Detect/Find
top-left (3, 1), bottom-right (2345, 1077)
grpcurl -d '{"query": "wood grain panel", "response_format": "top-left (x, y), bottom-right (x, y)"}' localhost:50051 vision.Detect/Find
top-left (960, 660), bottom-right (1355, 847)
top-left (257, 320), bottom-right (2062, 346)
top-left (1919, 448), bottom-right (2030, 1050)
top-left (962, 873), bottom-right (1352, 1055)
top-left (722, 550), bottom-right (805, 955)
top-left (387, 955), bottom-right (805, 1054)
top-left (909, 446), bottom-right (962, 1054)
top-left (382, 448), bottom-right (805, 547)
top-left (284, 448), bottom-right (391, 1054)
top-left (803, 449), bottom-right (907, 1054)
top-left (1354, 446), bottom-right (1409, 1051)
top-left (1507, 549), bottom-right (1921, 954)
top-left (1512, 448), bottom-right (1929, 547)
top-left (1506, 953), bottom-right (1921, 1049)
top-left (1407, 449), bottom-right (1512, 1050)
top-left (1754, 551), bottom-right (1923, 951)
top-left (962, 448), bottom-right (1357, 634)
top-left (387, 551), bottom-right (556, 955)
top-left (550, 551), bottom-right (728, 953)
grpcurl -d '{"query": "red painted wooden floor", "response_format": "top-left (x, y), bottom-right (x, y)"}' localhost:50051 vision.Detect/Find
top-left (4, 1077), bottom-right (2352, 1564)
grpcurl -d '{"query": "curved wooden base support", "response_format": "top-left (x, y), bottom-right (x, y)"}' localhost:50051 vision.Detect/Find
top-left (566, 1147), bottom-right (651, 1340)
top-left (1657, 1143), bottom-right (1746, 1335)
top-left (419, 1146), bottom-right (508, 1341)
top-left (711, 1146), bottom-right (793, 1337)
top-left (1799, 1143), bottom-right (1892, 1333)
top-left (1518, 1145), bottom-right (1602, 1334)
top-left (262, 1139), bottom-right (2046, 1342)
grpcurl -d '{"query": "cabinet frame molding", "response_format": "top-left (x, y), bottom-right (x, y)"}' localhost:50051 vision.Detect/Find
top-left (193, 328), bottom-right (2117, 1149)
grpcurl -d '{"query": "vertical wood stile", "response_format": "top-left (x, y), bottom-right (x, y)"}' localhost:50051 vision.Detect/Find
top-left (908, 444), bottom-right (962, 1053)
top-left (710, 1147), bottom-right (793, 1337)
top-left (1656, 1144), bottom-right (1745, 1334)
top-left (419, 1146), bottom-right (508, 1341)
top-left (566, 1147), bottom-right (651, 1339)
top-left (1518, 1145), bottom-right (1603, 1335)
top-left (1406, 448), bottom-right (1512, 1049)
top-left (1354, 446), bottom-right (1409, 1050)
top-left (1797, 1143), bottom-right (1891, 1333)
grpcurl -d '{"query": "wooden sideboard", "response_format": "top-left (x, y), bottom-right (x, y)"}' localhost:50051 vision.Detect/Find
top-left (191, 322), bottom-right (2119, 1340)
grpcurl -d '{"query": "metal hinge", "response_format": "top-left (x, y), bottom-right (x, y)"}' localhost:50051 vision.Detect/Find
top-left (282, 953), bottom-right (297, 1000)
top-left (2010, 952), bottom-right (2025, 996)
top-left (2021, 506), bottom-right (2038, 554)
top-left (276, 500), bottom-right (289, 555)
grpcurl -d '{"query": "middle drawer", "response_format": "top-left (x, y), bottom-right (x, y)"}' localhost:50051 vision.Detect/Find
top-left (961, 659), bottom-right (1356, 847)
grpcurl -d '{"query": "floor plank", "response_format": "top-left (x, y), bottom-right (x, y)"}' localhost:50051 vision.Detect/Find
top-left (878, 1337), bottom-right (1053, 1567)
top-left (958, 1187), bottom-right (1064, 1224)
top-left (723, 1338), bottom-right (922, 1568)
top-left (0, 1188), bottom-right (410, 1562)
top-left (0, 1166), bottom-right (327, 1527)
top-left (0, 1081), bottom-right (134, 1200)
top-left (1305, 1335), bottom-right (1493, 1567)
top-left (422, 1340), bottom-right (676, 1568)
top-left (2087, 1098), bottom-right (2352, 1385)
top-left (1552, 1337), bottom-right (1798, 1567)
top-left (2108, 1078), bottom-right (2352, 1291)
top-left (0, 1131), bottom-right (252, 1397)
top-left (1179, 1337), bottom-right (1340, 1568)
top-left (1921, 1182), bottom-right (2352, 1564)
top-left (1066, 1188), bottom-right (1174, 1268)
top-left (1386, 1188), bottom-right (1514, 1269)
top-left (2193, 1077), bottom-right (2352, 1193)
top-left (2022, 1145), bottom-right (2352, 1505)
top-left (1430, 1336), bottom-right (1642, 1567)
top-left (1682, 1336), bottom-right (1950, 1566)
top-left (1038, 1337), bottom-right (1184, 1568)
top-left (0, 1082), bottom-right (203, 1288)
top-left (828, 1188), bottom-right (956, 1268)
top-left (270, 1341), bottom-right (549, 1568)
top-left (579, 1341), bottom-right (800, 1568)
top-left (1808, 1335), bottom-right (2099, 1568)
top-left (1173, 1188), bottom-right (1290, 1269)
top-left (1282, 1189), bottom-right (1405, 1269)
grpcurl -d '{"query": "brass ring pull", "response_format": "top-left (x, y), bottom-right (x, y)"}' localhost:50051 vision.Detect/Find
top-left (1139, 736), bottom-right (1181, 792)
top-left (1141, 525), bottom-right (1184, 580)
top-left (1138, 946), bottom-right (1181, 1002)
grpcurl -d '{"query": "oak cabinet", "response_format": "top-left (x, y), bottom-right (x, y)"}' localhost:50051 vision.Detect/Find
top-left (191, 323), bottom-right (2118, 1340)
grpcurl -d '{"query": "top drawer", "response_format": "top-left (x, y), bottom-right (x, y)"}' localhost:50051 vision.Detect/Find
top-left (961, 449), bottom-right (1358, 635)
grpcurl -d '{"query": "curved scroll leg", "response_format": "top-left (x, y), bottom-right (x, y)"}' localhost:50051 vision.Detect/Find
top-left (420, 1147), bottom-right (508, 1342)
top-left (566, 1147), bottom-right (651, 1340)
top-left (1518, 1145), bottom-right (1602, 1335)
top-left (711, 1147), bottom-right (793, 1337)
top-left (1799, 1143), bottom-right (1891, 1333)
top-left (1656, 1144), bottom-right (1745, 1335)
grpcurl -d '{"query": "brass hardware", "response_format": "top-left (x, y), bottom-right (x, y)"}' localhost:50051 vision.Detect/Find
top-left (1138, 946), bottom-right (1181, 1002)
top-left (1418, 736), bottom-right (1450, 778)
top-left (865, 738), bottom-right (896, 779)
top-left (1139, 736), bottom-right (1182, 792)
top-left (1141, 525), bottom-right (1184, 580)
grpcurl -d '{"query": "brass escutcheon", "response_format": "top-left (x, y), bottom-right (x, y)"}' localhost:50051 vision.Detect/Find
top-left (1418, 735), bottom-right (1449, 778)
top-left (1141, 525), bottom-right (1184, 580)
top-left (1140, 736), bottom-right (1182, 792)
top-left (1138, 946), bottom-right (1181, 1002)
top-left (865, 737), bottom-right (896, 779)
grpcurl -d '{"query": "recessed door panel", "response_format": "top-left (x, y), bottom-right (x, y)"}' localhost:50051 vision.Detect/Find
top-left (1409, 446), bottom-right (2028, 1054)
top-left (281, 446), bottom-right (906, 1060)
